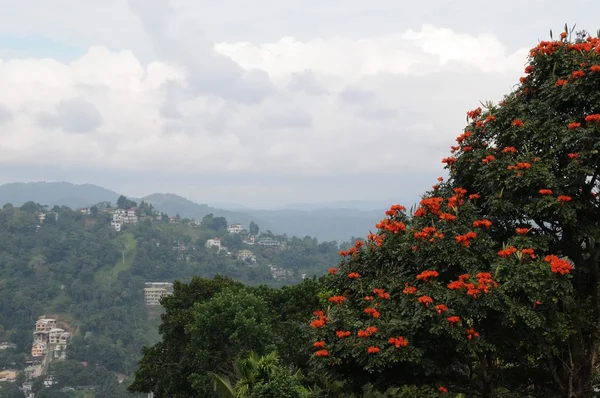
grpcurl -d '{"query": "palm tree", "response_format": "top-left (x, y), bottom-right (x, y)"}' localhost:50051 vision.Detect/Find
top-left (211, 351), bottom-right (296, 397)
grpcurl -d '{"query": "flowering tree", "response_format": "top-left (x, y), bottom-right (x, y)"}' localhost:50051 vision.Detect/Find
top-left (310, 28), bottom-right (600, 397)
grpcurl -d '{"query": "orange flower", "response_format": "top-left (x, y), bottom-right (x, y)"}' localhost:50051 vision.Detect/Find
top-left (455, 232), bottom-right (477, 247)
top-left (572, 70), bottom-right (586, 78)
top-left (475, 120), bottom-right (485, 128)
top-left (336, 330), bottom-right (351, 338)
top-left (512, 119), bottom-right (524, 127)
top-left (315, 350), bottom-right (329, 357)
top-left (485, 115), bottom-right (496, 123)
top-left (469, 193), bottom-right (480, 199)
top-left (439, 212), bottom-right (457, 222)
top-left (521, 248), bottom-right (536, 259)
top-left (437, 176), bottom-right (444, 182)
top-left (568, 122), bottom-right (581, 130)
top-left (364, 295), bottom-right (374, 301)
top-left (591, 65), bottom-right (600, 73)
top-left (435, 304), bottom-right (448, 314)
top-left (466, 328), bottom-right (480, 340)
top-left (557, 195), bottom-right (572, 204)
top-left (357, 326), bottom-right (378, 338)
top-left (585, 114), bottom-right (600, 123)
top-left (447, 316), bottom-right (460, 326)
top-left (418, 295), bottom-right (433, 306)
top-left (364, 308), bottom-right (381, 318)
top-left (473, 219), bottom-right (492, 228)
top-left (555, 79), bottom-right (568, 87)
top-left (539, 189), bottom-right (554, 195)
top-left (516, 227), bottom-right (529, 235)
top-left (388, 336), bottom-right (409, 348)
top-left (439, 386), bottom-right (448, 393)
top-left (367, 346), bottom-right (380, 354)
top-left (348, 272), bottom-right (361, 279)
top-left (373, 288), bottom-right (390, 299)
top-left (466, 107), bottom-right (482, 119)
top-left (568, 153), bottom-right (579, 160)
top-left (314, 341), bottom-right (326, 348)
top-left (442, 157), bottom-right (457, 166)
top-left (385, 204), bottom-right (406, 215)
top-left (524, 65), bottom-right (534, 74)
top-left (498, 246), bottom-right (517, 257)
top-left (560, 32), bottom-right (567, 39)
top-left (456, 131), bottom-right (473, 143)
top-left (329, 296), bottom-right (346, 305)
top-left (416, 270), bottom-right (439, 282)
top-left (502, 146), bottom-right (517, 153)
top-left (403, 284), bottom-right (417, 295)
top-left (482, 155), bottom-right (495, 164)
top-left (328, 267), bottom-right (338, 275)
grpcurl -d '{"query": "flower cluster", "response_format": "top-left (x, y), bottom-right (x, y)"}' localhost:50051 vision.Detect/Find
top-left (473, 219), bottom-right (492, 228)
top-left (545, 255), bottom-right (573, 275)
top-left (455, 231), bottom-right (477, 247)
top-left (376, 218), bottom-right (407, 234)
top-left (311, 310), bottom-right (329, 329)
top-left (416, 270), bottom-right (439, 282)
top-left (373, 288), bottom-right (390, 299)
top-left (336, 330), bottom-right (351, 338)
top-left (357, 326), bottom-right (378, 338)
top-left (403, 284), bottom-right (417, 295)
top-left (328, 295), bottom-right (346, 305)
top-left (364, 307), bottom-right (381, 318)
top-left (388, 336), bottom-right (409, 348)
top-left (418, 296), bottom-right (433, 306)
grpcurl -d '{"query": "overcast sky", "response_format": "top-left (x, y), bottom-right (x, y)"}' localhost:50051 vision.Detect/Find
top-left (0, 0), bottom-right (597, 208)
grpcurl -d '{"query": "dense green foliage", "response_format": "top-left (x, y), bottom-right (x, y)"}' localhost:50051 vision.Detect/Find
top-left (0, 199), bottom-right (344, 396)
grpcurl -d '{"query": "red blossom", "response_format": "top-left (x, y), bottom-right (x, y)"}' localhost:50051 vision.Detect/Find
top-left (416, 270), bottom-right (439, 282)
top-left (367, 346), bottom-right (380, 354)
top-left (388, 336), bottom-right (409, 348)
top-left (568, 122), bottom-right (581, 130)
top-left (418, 296), bottom-right (433, 306)
top-left (512, 119), bottom-right (524, 127)
top-left (545, 255), bottom-right (573, 275)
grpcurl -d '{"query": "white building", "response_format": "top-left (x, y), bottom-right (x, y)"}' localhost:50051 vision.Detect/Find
top-left (144, 283), bottom-right (174, 306)
top-left (205, 238), bottom-right (221, 249)
top-left (258, 237), bottom-right (281, 247)
top-left (35, 318), bottom-right (56, 332)
top-left (80, 208), bottom-right (91, 215)
top-left (49, 328), bottom-right (70, 345)
top-left (238, 250), bottom-right (257, 263)
top-left (111, 221), bottom-right (122, 232)
top-left (227, 223), bottom-right (243, 234)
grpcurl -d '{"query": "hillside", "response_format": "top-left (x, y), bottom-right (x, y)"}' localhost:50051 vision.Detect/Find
top-left (0, 201), bottom-right (342, 395)
top-left (0, 182), bottom-right (395, 241)
top-left (0, 182), bottom-right (120, 209)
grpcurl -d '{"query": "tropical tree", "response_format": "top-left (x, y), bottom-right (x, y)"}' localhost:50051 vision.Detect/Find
top-left (309, 28), bottom-right (600, 397)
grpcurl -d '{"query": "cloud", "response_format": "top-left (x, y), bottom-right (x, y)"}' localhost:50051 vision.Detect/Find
top-left (0, 103), bottom-right (12, 124)
top-left (37, 97), bottom-right (103, 134)
top-left (0, 22), bottom-right (531, 204)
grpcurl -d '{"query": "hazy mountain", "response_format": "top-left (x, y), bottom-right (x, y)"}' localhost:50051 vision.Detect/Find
top-left (0, 182), bottom-right (402, 242)
top-left (0, 182), bottom-right (120, 208)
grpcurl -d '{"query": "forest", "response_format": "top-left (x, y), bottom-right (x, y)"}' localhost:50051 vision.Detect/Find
top-left (0, 198), bottom-right (344, 397)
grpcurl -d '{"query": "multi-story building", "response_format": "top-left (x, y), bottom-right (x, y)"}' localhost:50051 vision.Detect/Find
top-left (0, 370), bottom-right (17, 382)
top-left (31, 342), bottom-right (47, 357)
top-left (206, 238), bottom-right (221, 249)
top-left (227, 223), bottom-right (243, 234)
top-left (35, 318), bottom-right (56, 332)
top-left (49, 328), bottom-right (70, 345)
top-left (258, 237), bottom-right (281, 247)
top-left (144, 283), bottom-right (174, 306)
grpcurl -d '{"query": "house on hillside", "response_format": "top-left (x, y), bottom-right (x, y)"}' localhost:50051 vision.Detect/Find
top-left (33, 331), bottom-right (48, 344)
top-left (0, 342), bottom-right (16, 350)
top-left (169, 216), bottom-right (178, 224)
top-left (227, 223), bottom-right (243, 234)
top-left (0, 369), bottom-right (17, 382)
top-left (238, 250), bottom-right (257, 263)
top-left (258, 237), bottom-right (281, 247)
top-left (37, 212), bottom-right (46, 223)
top-left (205, 238), bottom-right (221, 249)
top-left (79, 208), bottom-right (91, 215)
top-left (242, 235), bottom-right (256, 245)
top-left (31, 342), bottom-right (47, 357)
top-left (35, 318), bottom-right (56, 332)
top-left (49, 328), bottom-right (70, 345)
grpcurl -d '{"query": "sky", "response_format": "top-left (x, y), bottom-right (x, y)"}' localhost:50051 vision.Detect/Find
top-left (0, 0), bottom-right (597, 208)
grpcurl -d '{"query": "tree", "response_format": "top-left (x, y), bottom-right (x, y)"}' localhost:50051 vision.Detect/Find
top-left (249, 221), bottom-right (260, 236)
top-left (309, 28), bottom-right (600, 397)
top-left (116, 195), bottom-right (137, 210)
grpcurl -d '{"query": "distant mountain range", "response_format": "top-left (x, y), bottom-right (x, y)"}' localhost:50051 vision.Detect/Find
top-left (0, 182), bottom-right (417, 242)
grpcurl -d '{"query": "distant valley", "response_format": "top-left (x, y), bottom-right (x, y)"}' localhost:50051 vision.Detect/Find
top-left (0, 182), bottom-right (418, 242)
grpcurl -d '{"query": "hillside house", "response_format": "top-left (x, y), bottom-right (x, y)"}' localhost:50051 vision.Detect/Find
top-left (31, 342), bottom-right (47, 357)
top-left (0, 369), bottom-right (17, 382)
top-left (0, 342), bottom-right (16, 350)
top-left (268, 265), bottom-right (292, 279)
top-left (33, 331), bottom-right (48, 344)
top-left (35, 318), bottom-right (56, 332)
top-left (258, 237), bottom-right (281, 247)
top-left (227, 223), bottom-right (243, 234)
top-left (144, 283), bottom-right (174, 306)
top-left (242, 235), bottom-right (256, 245)
top-left (127, 207), bottom-right (137, 217)
top-left (37, 212), bottom-right (46, 223)
top-left (49, 328), bottom-right (70, 345)
top-left (238, 250), bottom-right (257, 263)
top-left (205, 238), bottom-right (221, 249)
top-left (111, 221), bottom-right (122, 232)
top-left (80, 208), bottom-right (91, 215)
top-left (169, 216), bottom-right (177, 223)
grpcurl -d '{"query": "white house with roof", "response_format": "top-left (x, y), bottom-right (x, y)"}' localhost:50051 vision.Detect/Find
top-left (258, 237), bottom-right (281, 247)
top-left (205, 238), bottom-right (221, 249)
top-left (227, 223), bottom-right (243, 234)
top-left (49, 328), bottom-right (70, 345)
top-left (238, 250), bottom-right (257, 263)
top-left (35, 318), bottom-right (56, 332)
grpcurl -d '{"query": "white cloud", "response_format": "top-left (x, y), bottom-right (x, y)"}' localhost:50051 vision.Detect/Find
top-left (0, 21), bottom-right (531, 203)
